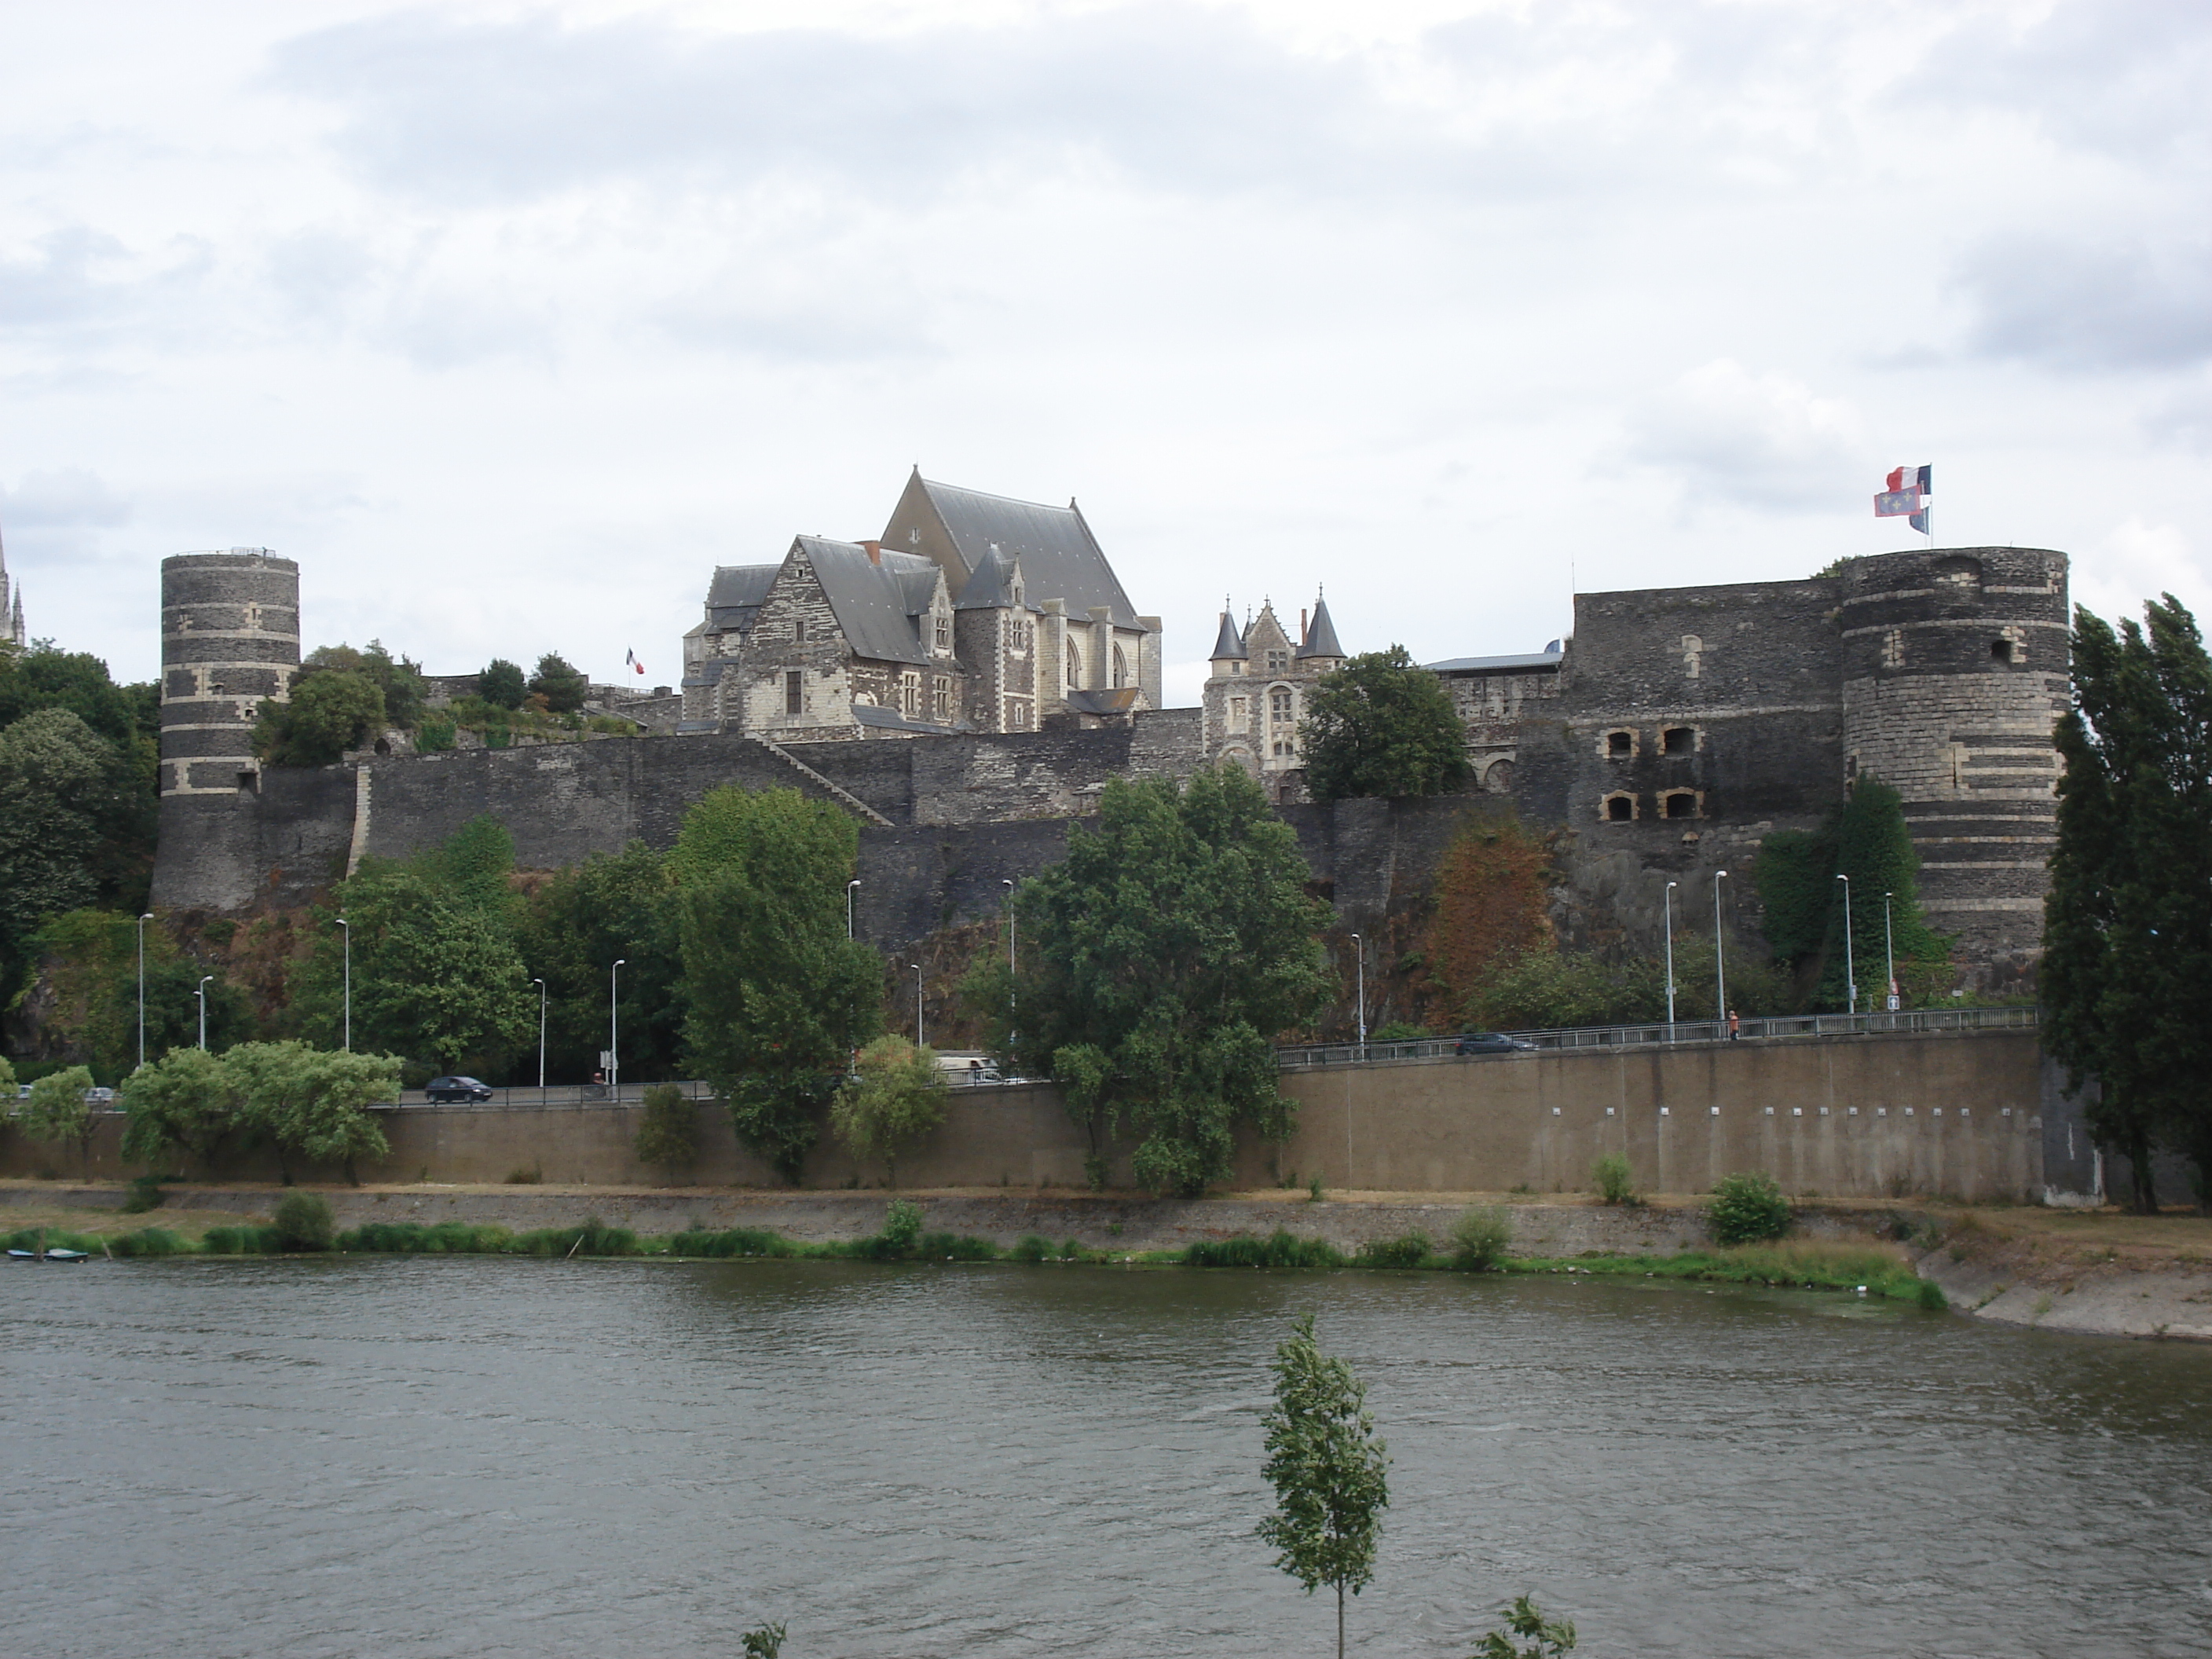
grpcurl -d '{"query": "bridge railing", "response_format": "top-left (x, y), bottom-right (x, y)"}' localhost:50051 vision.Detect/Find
top-left (1275, 1005), bottom-right (2037, 1071)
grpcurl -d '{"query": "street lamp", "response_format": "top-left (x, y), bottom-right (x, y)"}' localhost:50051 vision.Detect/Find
top-left (1884, 890), bottom-right (1897, 1013)
top-left (1350, 932), bottom-right (1365, 1056)
top-left (609, 959), bottom-right (625, 1092)
top-left (1002, 878), bottom-right (1016, 1051)
top-left (1713, 870), bottom-right (1729, 1035)
top-left (910, 963), bottom-right (925, 1048)
top-left (136, 913), bottom-right (153, 1071)
top-left (847, 878), bottom-right (861, 941)
top-left (1837, 873), bottom-right (1856, 1015)
top-left (1663, 881), bottom-right (1678, 1036)
top-left (335, 917), bottom-right (351, 1051)
top-left (532, 977), bottom-right (547, 1093)
top-left (196, 975), bottom-right (214, 1050)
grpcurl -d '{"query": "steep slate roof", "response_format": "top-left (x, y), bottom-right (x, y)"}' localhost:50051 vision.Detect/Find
top-left (797, 537), bottom-right (935, 665)
top-left (955, 544), bottom-right (1028, 612)
top-left (1298, 596), bottom-right (1344, 659)
top-left (1424, 646), bottom-right (1566, 674)
top-left (895, 473), bottom-right (1144, 628)
top-left (1210, 607), bottom-right (1247, 660)
top-left (705, 564), bottom-right (778, 635)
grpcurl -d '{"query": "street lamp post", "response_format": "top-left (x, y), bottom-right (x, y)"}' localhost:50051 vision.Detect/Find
top-left (1663, 881), bottom-right (1678, 1037)
top-left (532, 977), bottom-right (547, 1093)
top-left (1350, 932), bottom-right (1365, 1056)
top-left (196, 975), bottom-right (214, 1050)
top-left (1837, 873), bottom-right (1856, 1015)
top-left (1002, 878), bottom-right (1016, 1052)
top-left (136, 912), bottom-right (153, 1071)
top-left (335, 917), bottom-right (351, 1051)
top-left (609, 959), bottom-right (625, 1093)
top-left (1713, 870), bottom-right (1729, 1035)
top-left (847, 878), bottom-right (861, 941)
top-left (910, 963), bottom-right (925, 1048)
top-left (1884, 891), bottom-right (1897, 1013)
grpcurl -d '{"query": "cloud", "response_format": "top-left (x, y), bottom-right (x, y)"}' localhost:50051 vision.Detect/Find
top-left (2, 467), bottom-right (134, 529)
top-left (2073, 516), bottom-right (2210, 628)
top-left (1615, 359), bottom-right (1870, 512)
top-left (1954, 234), bottom-right (2212, 372)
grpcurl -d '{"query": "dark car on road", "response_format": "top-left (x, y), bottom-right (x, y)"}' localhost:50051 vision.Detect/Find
top-left (1454, 1032), bottom-right (1536, 1056)
top-left (425, 1075), bottom-right (495, 1103)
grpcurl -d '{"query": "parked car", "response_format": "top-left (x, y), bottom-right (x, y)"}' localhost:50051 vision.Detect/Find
top-left (82, 1086), bottom-right (118, 1105)
top-left (424, 1075), bottom-right (495, 1103)
top-left (1454, 1032), bottom-right (1536, 1056)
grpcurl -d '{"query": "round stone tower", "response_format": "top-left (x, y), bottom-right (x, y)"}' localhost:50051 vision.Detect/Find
top-left (1837, 545), bottom-right (2069, 973)
top-left (150, 549), bottom-right (301, 910)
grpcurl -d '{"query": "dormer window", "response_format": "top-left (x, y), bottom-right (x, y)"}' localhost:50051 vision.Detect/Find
top-left (935, 614), bottom-right (950, 650)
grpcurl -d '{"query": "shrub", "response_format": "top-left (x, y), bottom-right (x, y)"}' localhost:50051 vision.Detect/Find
top-left (108, 1226), bottom-right (187, 1258)
top-left (741, 1623), bottom-right (786, 1659)
top-left (273, 1191), bottom-right (336, 1251)
top-left (918, 1231), bottom-right (999, 1261)
top-left (504, 1166), bottom-right (542, 1185)
top-left (665, 1226), bottom-right (793, 1258)
top-left (1354, 1232), bottom-right (1431, 1269)
top-left (1593, 1152), bottom-right (1639, 1207)
top-left (1011, 1233), bottom-right (1053, 1262)
top-left (1181, 1230), bottom-right (1346, 1270)
top-left (1914, 1278), bottom-right (1947, 1310)
top-left (882, 1198), bottom-right (922, 1254)
top-left (338, 1220), bottom-right (513, 1254)
top-left (1450, 1206), bottom-right (1514, 1270)
top-left (202, 1225), bottom-right (284, 1254)
top-left (1370, 1021), bottom-right (1430, 1042)
top-left (633, 1083), bottom-right (699, 1177)
top-left (1059, 1237), bottom-right (1085, 1261)
top-left (1707, 1171), bottom-right (1792, 1245)
top-left (120, 1174), bottom-right (168, 1214)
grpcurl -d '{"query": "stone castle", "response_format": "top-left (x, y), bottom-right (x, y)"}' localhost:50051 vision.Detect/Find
top-left (0, 526), bottom-right (28, 649)
top-left (146, 477), bottom-right (2068, 986)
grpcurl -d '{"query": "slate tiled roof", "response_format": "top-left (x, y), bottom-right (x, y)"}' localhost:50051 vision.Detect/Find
top-left (1210, 608), bottom-right (1247, 660)
top-left (797, 537), bottom-right (936, 665)
top-left (955, 544), bottom-right (1029, 612)
top-left (910, 477), bottom-right (1143, 628)
top-left (1425, 647), bottom-right (1566, 674)
top-left (1064, 687), bottom-right (1141, 716)
top-left (1298, 597), bottom-right (1344, 660)
top-left (705, 564), bottom-right (778, 635)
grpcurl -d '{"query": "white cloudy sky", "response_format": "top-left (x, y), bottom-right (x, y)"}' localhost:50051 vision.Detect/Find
top-left (3, 0), bottom-right (2207, 703)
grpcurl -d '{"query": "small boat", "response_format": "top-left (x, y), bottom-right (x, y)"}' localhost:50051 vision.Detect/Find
top-left (6, 1247), bottom-right (93, 1262)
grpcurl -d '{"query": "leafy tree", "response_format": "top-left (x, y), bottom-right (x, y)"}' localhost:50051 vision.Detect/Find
top-left (119, 1046), bottom-right (241, 1173)
top-left (25, 910), bottom-right (249, 1079)
top-left (998, 768), bottom-right (1331, 1196)
top-left (529, 652), bottom-right (591, 715)
top-left (674, 787), bottom-right (883, 1181)
top-left (1299, 646), bottom-right (1470, 804)
top-left (254, 670), bottom-right (386, 766)
top-left (229, 1041), bottom-right (397, 1184)
top-left (308, 642), bottom-right (427, 728)
top-left (0, 1055), bottom-right (13, 1091)
top-left (1474, 1596), bottom-right (1578, 1658)
top-left (633, 1082), bottom-right (699, 1178)
top-left (2043, 597), bottom-right (2212, 1211)
top-left (16, 1065), bottom-right (95, 1173)
top-left (1258, 1311), bottom-right (1390, 1659)
top-left (0, 709), bottom-right (138, 998)
top-left (515, 842), bottom-right (685, 1084)
top-left (292, 870), bottom-right (533, 1074)
top-left (427, 814), bottom-right (520, 919)
top-left (478, 658), bottom-right (528, 710)
top-left (830, 1035), bottom-right (947, 1187)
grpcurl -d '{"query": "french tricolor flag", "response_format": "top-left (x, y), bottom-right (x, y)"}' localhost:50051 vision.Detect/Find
top-left (1873, 465), bottom-right (1932, 533)
top-left (625, 648), bottom-right (646, 676)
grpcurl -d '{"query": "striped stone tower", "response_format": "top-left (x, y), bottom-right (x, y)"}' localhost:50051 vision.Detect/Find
top-left (151, 550), bottom-right (301, 909)
top-left (1837, 546), bottom-right (2070, 971)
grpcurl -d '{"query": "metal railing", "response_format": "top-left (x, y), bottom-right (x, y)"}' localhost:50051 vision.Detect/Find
top-left (381, 1079), bottom-right (723, 1111)
top-left (1276, 1005), bottom-right (2037, 1070)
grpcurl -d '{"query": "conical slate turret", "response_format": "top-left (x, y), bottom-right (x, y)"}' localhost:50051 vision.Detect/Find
top-left (1210, 602), bottom-right (1247, 662)
top-left (1298, 593), bottom-right (1343, 661)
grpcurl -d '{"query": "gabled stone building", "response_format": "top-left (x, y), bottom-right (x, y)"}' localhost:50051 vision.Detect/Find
top-left (681, 471), bottom-right (1163, 741)
top-left (1202, 595), bottom-right (1344, 789)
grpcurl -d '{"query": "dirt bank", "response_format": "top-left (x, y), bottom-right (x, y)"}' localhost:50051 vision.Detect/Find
top-left (1910, 1207), bottom-right (2212, 1342)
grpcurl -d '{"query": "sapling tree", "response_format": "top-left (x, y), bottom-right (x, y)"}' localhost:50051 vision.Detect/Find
top-left (17, 1065), bottom-right (95, 1174)
top-left (633, 1082), bottom-right (699, 1180)
top-left (1258, 1311), bottom-right (1390, 1659)
top-left (830, 1035), bottom-right (947, 1188)
top-left (119, 1046), bottom-right (240, 1174)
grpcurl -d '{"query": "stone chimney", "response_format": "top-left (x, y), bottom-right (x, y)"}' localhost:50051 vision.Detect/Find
top-left (861, 540), bottom-right (882, 566)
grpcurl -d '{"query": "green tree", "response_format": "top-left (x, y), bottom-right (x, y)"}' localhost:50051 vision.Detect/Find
top-left (427, 814), bottom-right (520, 919)
top-left (1001, 767), bottom-right (1331, 1196)
top-left (119, 1046), bottom-right (242, 1173)
top-left (2043, 597), bottom-right (2212, 1211)
top-left (254, 670), bottom-right (386, 767)
top-left (1298, 646), bottom-right (1470, 804)
top-left (478, 658), bottom-right (528, 710)
top-left (294, 643), bottom-right (428, 728)
top-left (0, 709), bottom-right (137, 998)
top-left (229, 1041), bottom-right (397, 1184)
top-left (830, 1035), bottom-right (947, 1187)
top-left (25, 910), bottom-right (248, 1079)
top-left (515, 843), bottom-right (686, 1083)
top-left (16, 1064), bottom-right (96, 1174)
top-left (1258, 1311), bottom-right (1390, 1659)
top-left (674, 787), bottom-right (883, 1181)
top-left (292, 871), bottom-right (533, 1074)
top-left (528, 652), bottom-right (590, 715)
top-left (633, 1082), bottom-right (699, 1178)
top-left (1474, 1596), bottom-right (1577, 1658)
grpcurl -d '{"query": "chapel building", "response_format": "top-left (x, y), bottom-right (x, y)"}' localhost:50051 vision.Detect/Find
top-left (680, 471), bottom-right (1162, 741)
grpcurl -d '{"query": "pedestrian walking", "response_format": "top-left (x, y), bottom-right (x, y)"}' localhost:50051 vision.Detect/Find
top-left (1727, 1009), bottom-right (1741, 1042)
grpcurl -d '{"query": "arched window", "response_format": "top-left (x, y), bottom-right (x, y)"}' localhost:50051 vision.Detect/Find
top-left (1067, 643), bottom-right (1082, 687)
top-left (1602, 793), bottom-right (1636, 822)
top-left (1112, 644), bottom-right (1128, 687)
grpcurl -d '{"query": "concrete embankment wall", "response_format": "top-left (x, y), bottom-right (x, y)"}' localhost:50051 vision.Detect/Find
top-left (1, 1030), bottom-right (2042, 1202)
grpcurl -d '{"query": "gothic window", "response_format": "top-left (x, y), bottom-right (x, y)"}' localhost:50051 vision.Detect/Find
top-left (902, 673), bottom-right (919, 717)
top-left (1067, 643), bottom-right (1082, 687)
top-left (1605, 729), bottom-right (1635, 760)
top-left (1112, 644), bottom-right (1128, 687)
top-left (785, 672), bottom-right (803, 716)
top-left (1602, 792), bottom-right (1636, 822)
top-left (932, 680), bottom-right (949, 721)
top-left (1270, 688), bottom-right (1294, 725)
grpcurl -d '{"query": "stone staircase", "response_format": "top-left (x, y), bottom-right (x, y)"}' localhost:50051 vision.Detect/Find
top-left (752, 738), bottom-right (895, 826)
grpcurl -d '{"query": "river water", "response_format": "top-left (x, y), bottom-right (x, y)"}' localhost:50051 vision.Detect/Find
top-left (4, 1257), bottom-right (2209, 1658)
